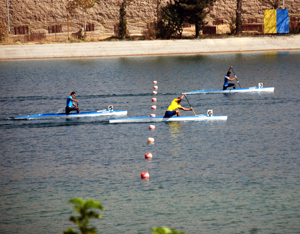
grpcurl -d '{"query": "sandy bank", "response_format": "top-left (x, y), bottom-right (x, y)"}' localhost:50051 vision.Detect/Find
top-left (1, 35), bottom-right (300, 60)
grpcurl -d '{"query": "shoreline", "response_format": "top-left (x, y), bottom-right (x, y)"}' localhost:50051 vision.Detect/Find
top-left (1, 35), bottom-right (300, 60)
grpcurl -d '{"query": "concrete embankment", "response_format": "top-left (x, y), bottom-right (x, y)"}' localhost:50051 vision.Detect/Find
top-left (1, 35), bottom-right (300, 60)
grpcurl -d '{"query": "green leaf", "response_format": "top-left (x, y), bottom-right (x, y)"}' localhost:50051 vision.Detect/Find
top-left (62, 227), bottom-right (78, 234)
top-left (86, 210), bottom-right (103, 219)
top-left (152, 226), bottom-right (185, 234)
top-left (152, 226), bottom-right (172, 234)
top-left (84, 199), bottom-right (103, 210)
top-left (69, 198), bottom-right (84, 206)
top-left (69, 216), bottom-right (81, 226)
top-left (73, 205), bottom-right (82, 214)
top-left (64, 198), bottom-right (104, 234)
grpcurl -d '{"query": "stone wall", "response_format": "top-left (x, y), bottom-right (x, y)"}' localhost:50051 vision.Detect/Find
top-left (1, 0), bottom-right (299, 41)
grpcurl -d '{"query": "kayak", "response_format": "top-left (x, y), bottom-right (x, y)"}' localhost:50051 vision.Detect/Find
top-left (183, 86), bottom-right (274, 95)
top-left (14, 110), bottom-right (127, 120)
top-left (109, 114), bottom-right (227, 123)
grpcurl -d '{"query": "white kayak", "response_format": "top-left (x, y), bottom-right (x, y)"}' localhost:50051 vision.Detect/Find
top-left (109, 114), bottom-right (227, 124)
top-left (14, 109), bottom-right (127, 120)
top-left (183, 86), bottom-right (274, 95)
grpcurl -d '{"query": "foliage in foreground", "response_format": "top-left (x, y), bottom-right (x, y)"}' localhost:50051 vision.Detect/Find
top-left (152, 226), bottom-right (185, 234)
top-left (63, 198), bottom-right (185, 234)
top-left (63, 198), bottom-right (103, 234)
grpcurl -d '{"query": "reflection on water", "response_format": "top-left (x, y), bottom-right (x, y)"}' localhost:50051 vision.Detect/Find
top-left (166, 122), bottom-right (182, 158)
top-left (167, 122), bottom-right (182, 137)
top-left (0, 51), bottom-right (300, 234)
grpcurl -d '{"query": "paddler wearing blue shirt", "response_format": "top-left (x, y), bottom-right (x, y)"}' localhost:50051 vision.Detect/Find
top-left (223, 66), bottom-right (238, 90)
top-left (66, 91), bottom-right (80, 114)
top-left (164, 94), bottom-right (193, 118)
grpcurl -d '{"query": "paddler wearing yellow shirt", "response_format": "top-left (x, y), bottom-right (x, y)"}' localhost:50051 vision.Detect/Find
top-left (163, 94), bottom-right (193, 118)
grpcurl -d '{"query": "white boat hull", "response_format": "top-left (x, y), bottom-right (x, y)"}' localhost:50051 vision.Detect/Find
top-left (183, 87), bottom-right (274, 94)
top-left (14, 110), bottom-right (128, 120)
top-left (109, 115), bottom-right (227, 123)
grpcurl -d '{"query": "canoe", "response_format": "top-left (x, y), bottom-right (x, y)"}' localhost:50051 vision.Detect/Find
top-left (14, 110), bottom-right (127, 120)
top-left (109, 115), bottom-right (227, 123)
top-left (183, 86), bottom-right (274, 95)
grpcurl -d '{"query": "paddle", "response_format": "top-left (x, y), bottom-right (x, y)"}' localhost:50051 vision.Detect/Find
top-left (231, 67), bottom-right (242, 88)
top-left (184, 95), bottom-right (197, 116)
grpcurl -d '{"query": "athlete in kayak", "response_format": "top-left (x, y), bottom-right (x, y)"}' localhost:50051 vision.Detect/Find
top-left (164, 94), bottom-right (193, 118)
top-left (223, 66), bottom-right (238, 90)
top-left (66, 91), bottom-right (80, 114)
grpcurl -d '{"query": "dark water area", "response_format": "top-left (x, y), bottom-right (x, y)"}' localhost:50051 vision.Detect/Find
top-left (0, 51), bottom-right (300, 234)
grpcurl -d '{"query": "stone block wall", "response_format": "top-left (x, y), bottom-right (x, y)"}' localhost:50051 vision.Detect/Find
top-left (0, 0), bottom-right (299, 41)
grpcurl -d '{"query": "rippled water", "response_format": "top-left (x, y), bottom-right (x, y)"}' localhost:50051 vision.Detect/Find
top-left (1, 51), bottom-right (300, 234)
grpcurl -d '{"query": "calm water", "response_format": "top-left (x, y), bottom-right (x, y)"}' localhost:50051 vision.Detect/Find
top-left (0, 51), bottom-right (300, 234)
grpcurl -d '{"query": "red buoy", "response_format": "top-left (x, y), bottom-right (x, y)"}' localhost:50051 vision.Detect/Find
top-left (145, 152), bottom-right (153, 159)
top-left (151, 105), bottom-right (157, 109)
top-left (152, 98), bottom-right (157, 102)
top-left (152, 91), bottom-right (157, 95)
top-left (141, 172), bottom-right (150, 179)
top-left (153, 81), bottom-right (157, 84)
top-left (149, 125), bottom-right (155, 130)
top-left (150, 114), bottom-right (156, 117)
top-left (153, 85), bottom-right (158, 90)
top-left (148, 137), bottom-right (154, 143)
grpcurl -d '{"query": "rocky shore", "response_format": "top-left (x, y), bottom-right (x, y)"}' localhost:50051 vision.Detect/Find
top-left (1, 35), bottom-right (300, 60)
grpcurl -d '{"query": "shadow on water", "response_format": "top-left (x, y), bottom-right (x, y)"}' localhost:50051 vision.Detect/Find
top-left (0, 117), bottom-right (111, 130)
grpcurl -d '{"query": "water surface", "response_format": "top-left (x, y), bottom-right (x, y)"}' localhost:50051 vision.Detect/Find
top-left (0, 51), bottom-right (300, 234)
